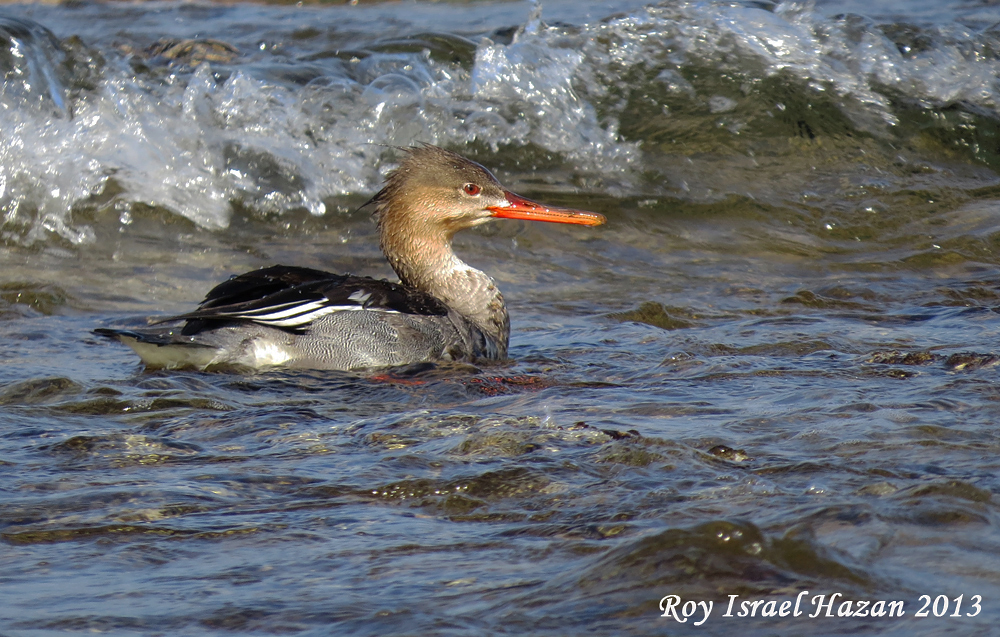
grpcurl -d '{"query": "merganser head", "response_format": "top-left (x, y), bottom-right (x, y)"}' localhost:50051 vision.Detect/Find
top-left (370, 144), bottom-right (606, 235)
top-left (367, 144), bottom-right (603, 351)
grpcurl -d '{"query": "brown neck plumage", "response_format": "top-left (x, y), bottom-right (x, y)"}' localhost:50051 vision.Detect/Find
top-left (374, 193), bottom-right (510, 357)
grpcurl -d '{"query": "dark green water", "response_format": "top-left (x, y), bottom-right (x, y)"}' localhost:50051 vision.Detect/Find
top-left (1, 0), bottom-right (1000, 634)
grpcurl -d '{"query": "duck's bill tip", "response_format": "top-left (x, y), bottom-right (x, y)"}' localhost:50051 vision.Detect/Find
top-left (488, 192), bottom-right (606, 226)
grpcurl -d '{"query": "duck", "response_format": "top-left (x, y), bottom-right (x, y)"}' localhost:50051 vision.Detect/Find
top-left (96, 144), bottom-right (605, 370)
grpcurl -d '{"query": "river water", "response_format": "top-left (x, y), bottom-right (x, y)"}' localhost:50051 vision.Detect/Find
top-left (1, 0), bottom-right (999, 634)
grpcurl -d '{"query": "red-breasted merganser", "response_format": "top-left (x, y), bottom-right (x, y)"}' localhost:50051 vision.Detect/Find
top-left (97, 144), bottom-right (605, 370)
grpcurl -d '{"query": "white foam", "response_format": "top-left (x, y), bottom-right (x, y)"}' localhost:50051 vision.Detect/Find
top-left (0, 2), bottom-right (998, 244)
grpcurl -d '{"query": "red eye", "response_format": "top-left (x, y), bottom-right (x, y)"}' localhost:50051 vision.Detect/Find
top-left (463, 183), bottom-right (481, 196)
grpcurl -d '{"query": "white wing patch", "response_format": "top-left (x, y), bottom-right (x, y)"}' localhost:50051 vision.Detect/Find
top-left (238, 300), bottom-right (327, 321)
top-left (216, 293), bottom-right (398, 329)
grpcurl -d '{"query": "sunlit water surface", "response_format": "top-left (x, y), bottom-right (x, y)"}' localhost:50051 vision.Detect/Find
top-left (2, 0), bottom-right (1000, 634)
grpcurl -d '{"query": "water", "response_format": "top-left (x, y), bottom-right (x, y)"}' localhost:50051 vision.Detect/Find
top-left (1, 0), bottom-right (1000, 634)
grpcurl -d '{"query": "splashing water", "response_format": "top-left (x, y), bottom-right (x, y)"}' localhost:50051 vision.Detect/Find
top-left (0, 3), bottom-right (645, 245)
top-left (0, 0), bottom-right (999, 246)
